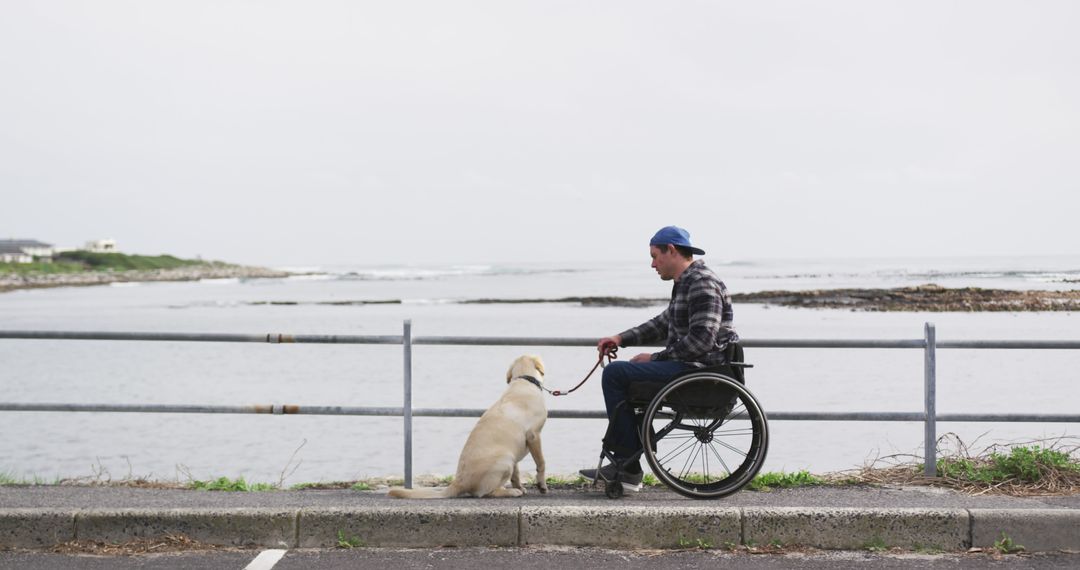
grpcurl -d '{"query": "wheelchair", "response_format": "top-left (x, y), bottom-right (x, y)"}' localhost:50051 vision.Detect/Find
top-left (593, 343), bottom-right (770, 499)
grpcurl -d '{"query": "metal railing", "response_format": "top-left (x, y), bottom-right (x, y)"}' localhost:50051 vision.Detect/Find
top-left (2, 321), bottom-right (1079, 487)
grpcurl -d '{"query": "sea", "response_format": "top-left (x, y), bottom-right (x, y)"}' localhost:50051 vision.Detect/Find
top-left (2, 255), bottom-right (1079, 486)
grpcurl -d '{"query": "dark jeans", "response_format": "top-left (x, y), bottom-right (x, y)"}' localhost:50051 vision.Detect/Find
top-left (601, 360), bottom-right (692, 464)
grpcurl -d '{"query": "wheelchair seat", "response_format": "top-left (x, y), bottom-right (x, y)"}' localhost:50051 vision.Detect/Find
top-left (626, 342), bottom-right (750, 407)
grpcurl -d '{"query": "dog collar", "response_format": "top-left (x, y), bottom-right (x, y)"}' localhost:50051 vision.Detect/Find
top-left (514, 375), bottom-right (544, 391)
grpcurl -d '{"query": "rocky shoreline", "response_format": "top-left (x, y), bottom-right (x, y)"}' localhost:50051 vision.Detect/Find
top-left (451, 286), bottom-right (1080, 311)
top-left (733, 284), bottom-right (1080, 312)
top-left (0, 263), bottom-right (293, 293)
top-left (4, 273), bottom-right (1078, 311)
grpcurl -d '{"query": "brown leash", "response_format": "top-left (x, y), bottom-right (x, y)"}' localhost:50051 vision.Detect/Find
top-left (548, 343), bottom-right (618, 396)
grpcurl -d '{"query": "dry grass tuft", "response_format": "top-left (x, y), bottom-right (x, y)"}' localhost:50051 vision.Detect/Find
top-left (833, 433), bottom-right (1080, 496)
top-left (50, 533), bottom-right (223, 555)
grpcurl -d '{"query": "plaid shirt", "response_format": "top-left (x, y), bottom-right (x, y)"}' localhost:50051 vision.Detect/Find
top-left (618, 260), bottom-right (738, 367)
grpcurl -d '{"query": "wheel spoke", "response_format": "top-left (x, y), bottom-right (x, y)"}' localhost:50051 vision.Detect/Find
top-left (679, 442), bottom-right (701, 481)
top-left (701, 440), bottom-right (711, 482)
top-left (714, 437), bottom-right (750, 458)
top-left (657, 435), bottom-right (698, 464)
top-left (708, 440), bottom-right (733, 475)
top-left (713, 427), bottom-right (754, 436)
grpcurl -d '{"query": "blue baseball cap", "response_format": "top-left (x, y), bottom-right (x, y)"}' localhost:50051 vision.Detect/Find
top-left (649, 226), bottom-right (705, 256)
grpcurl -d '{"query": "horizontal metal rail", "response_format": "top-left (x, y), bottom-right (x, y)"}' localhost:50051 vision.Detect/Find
top-left (0, 330), bottom-right (403, 344)
top-left (6, 330), bottom-right (1080, 350)
top-left (3, 403), bottom-right (1079, 424)
top-left (4, 324), bottom-right (1079, 487)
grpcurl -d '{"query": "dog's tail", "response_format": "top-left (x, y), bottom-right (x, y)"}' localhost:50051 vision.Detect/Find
top-left (387, 485), bottom-right (458, 499)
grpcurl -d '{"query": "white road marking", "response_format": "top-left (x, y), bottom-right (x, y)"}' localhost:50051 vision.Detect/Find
top-left (244, 549), bottom-right (288, 570)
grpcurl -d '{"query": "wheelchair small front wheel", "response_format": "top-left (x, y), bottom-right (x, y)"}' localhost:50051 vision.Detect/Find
top-left (642, 372), bottom-right (769, 499)
top-left (604, 480), bottom-right (624, 499)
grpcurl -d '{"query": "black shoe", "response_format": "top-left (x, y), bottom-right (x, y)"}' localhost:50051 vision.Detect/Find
top-left (579, 464), bottom-right (643, 491)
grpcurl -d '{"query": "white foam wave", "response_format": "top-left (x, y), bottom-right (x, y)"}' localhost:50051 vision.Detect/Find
top-left (284, 273), bottom-right (336, 282)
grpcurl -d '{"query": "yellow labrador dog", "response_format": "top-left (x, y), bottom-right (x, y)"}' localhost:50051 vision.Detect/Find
top-left (389, 355), bottom-right (548, 498)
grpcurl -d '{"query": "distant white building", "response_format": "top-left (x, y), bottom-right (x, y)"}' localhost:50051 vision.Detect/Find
top-left (0, 251), bottom-right (33, 263)
top-left (84, 239), bottom-right (118, 253)
top-left (0, 239), bottom-right (53, 263)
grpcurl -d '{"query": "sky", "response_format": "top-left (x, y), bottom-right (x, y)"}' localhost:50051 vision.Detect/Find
top-left (1, 1), bottom-right (1077, 267)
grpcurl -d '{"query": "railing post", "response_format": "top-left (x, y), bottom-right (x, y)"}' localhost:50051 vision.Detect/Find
top-left (403, 319), bottom-right (413, 489)
top-left (923, 322), bottom-right (937, 477)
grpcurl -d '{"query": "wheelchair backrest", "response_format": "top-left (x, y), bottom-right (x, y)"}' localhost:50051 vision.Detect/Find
top-left (696, 342), bottom-right (747, 384)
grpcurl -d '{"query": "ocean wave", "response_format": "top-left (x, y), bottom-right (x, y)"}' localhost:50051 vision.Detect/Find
top-left (166, 296), bottom-right (664, 309)
top-left (283, 273), bottom-right (336, 282)
top-left (319, 264), bottom-right (589, 281)
top-left (274, 266), bottom-right (325, 274)
top-left (903, 269), bottom-right (1080, 281)
top-left (743, 267), bottom-right (1080, 283)
top-left (167, 300), bottom-right (244, 309)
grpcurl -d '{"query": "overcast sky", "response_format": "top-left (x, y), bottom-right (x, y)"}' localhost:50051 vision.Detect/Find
top-left (1, 1), bottom-right (1077, 266)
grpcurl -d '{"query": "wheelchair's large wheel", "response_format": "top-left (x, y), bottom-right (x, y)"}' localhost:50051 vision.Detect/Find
top-left (641, 372), bottom-right (769, 499)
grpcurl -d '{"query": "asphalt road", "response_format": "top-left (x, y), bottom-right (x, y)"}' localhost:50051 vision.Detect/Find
top-left (3, 547), bottom-right (1080, 570)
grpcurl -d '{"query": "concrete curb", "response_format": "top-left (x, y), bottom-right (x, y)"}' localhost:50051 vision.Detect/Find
top-left (521, 506), bottom-right (741, 548)
top-left (299, 506), bottom-right (519, 548)
top-left (970, 509), bottom-right (1080, 552)
top-left (744, 507), bottom-right (969, 551)
top-left (76, 509), bottom-right (297, 549)
top-left (2, 507), bottom-right (1078, 552)
top-left (0, 509), bottom-right (75, 549)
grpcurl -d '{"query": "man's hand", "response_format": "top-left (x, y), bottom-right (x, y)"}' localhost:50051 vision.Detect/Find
top-left (597, 335), bottom-right (621, 352)
top-left (630, 353), bottom-right (653, 363)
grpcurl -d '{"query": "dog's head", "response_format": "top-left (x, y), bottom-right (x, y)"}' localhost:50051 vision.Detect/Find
top-left (506, 354), bottom-right (545, 384)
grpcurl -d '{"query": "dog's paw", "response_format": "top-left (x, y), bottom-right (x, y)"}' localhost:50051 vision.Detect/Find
top-left (538, 483), bottom-right (548, 494)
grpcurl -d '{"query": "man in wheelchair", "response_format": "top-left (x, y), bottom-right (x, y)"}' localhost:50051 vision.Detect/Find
top-left (580, 225), bottom-right (739, 491)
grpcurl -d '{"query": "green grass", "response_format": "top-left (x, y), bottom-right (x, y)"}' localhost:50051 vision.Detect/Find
top-left (749, 470), bottom-right (823, 491)
top-left (863, 536), bottom-right (888, 552)
top-left (55, 251), bottom-right (206, 271)
top-left (0, 260), bottom-right (86, 275)
top-left (188, 476), bottom-right (275, 492)
top-left (287, 481), bottom-right (373, 491)
top-left (677, 537), bottom-right (714, 549)
top-left (336, 530), bottom-right (365, 548)
top-left (936, 445), bottom-right (1080, 485)
top-left (993, 533), bottom-right (1025, 554)
top-left (545, 474), bottom-right (589, 486)
top-left (0, 471), bottom-right (57, 486)
top-left (665, 470), bottom-right (823, 489)
top-left (0, 251), bottom-right (209, 276)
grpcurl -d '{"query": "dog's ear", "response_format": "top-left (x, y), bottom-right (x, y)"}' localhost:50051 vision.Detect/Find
top-left (532, 356), bottom-right (545, 376)
top-left (506, 362), bottom-right (514, 383)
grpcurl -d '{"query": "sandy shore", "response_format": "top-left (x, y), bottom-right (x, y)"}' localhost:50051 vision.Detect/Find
top-left (0, 263), bottom-right (293, 293)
